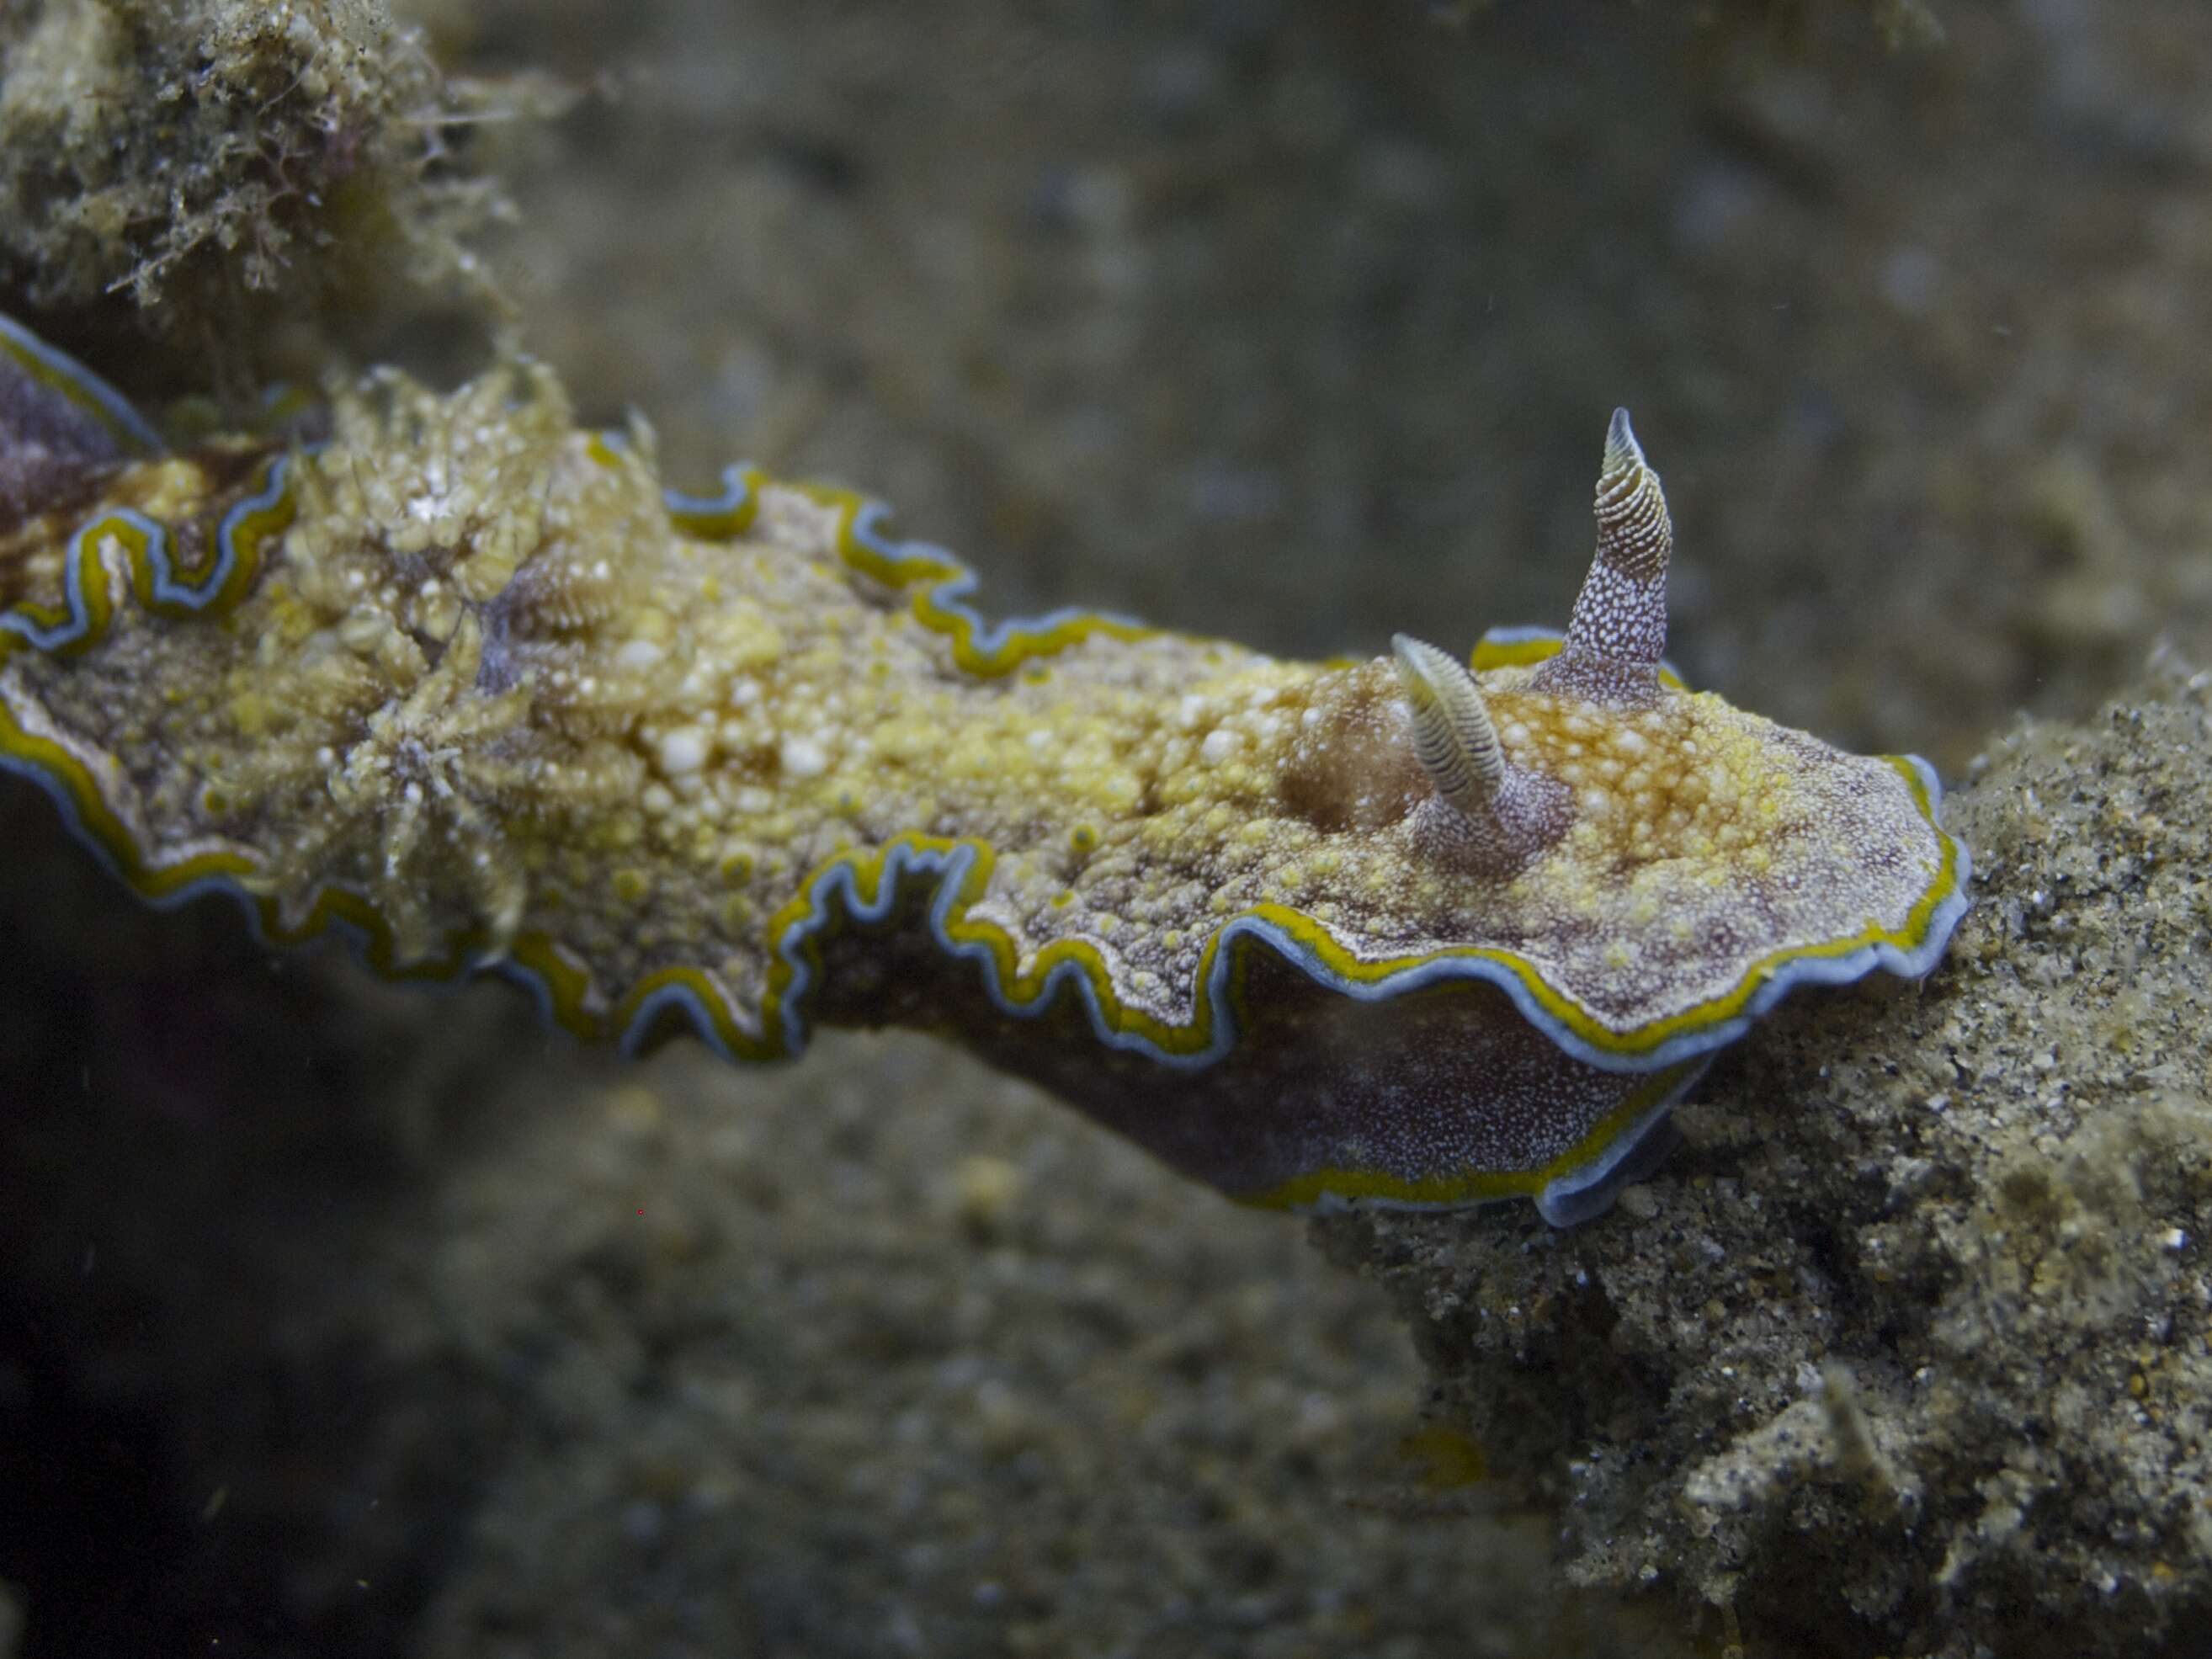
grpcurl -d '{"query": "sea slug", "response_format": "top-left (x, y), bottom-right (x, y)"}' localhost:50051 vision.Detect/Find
top-left (0, 314), bottom-right (1967, 1224)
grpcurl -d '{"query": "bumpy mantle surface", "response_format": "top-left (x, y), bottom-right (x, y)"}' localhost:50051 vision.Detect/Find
top-left (0, 316), bottom-right (1963, 1221)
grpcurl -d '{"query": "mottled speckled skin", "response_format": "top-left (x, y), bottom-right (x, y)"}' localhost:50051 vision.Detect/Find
top-left (0, 321), bottom-right (1965, 1220)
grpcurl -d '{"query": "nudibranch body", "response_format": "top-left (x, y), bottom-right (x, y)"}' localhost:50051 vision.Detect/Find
top-left (0, 314), bottom-right (1967, 1225)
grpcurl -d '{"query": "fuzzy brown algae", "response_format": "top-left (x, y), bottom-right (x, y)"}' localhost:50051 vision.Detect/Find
top-left (0, 314), bottom-right (1967, 1225)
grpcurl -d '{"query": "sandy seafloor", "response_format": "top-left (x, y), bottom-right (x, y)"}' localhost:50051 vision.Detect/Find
top-left (3, 2), bottom-right (2212, 1656)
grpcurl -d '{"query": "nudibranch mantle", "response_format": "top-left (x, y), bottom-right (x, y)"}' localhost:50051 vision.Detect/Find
top-left (0, 313), bottom-right (1968, 1226)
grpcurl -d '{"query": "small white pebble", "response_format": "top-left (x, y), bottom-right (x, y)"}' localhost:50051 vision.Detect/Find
top-left (1200, 729), bottom-right (1241, 765)
top-left (781, 736), bottom-right (829, 779)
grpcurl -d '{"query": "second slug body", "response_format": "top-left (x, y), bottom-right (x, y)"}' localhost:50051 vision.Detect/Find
top-left (0, 316), bottom-right (1966, 1224)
